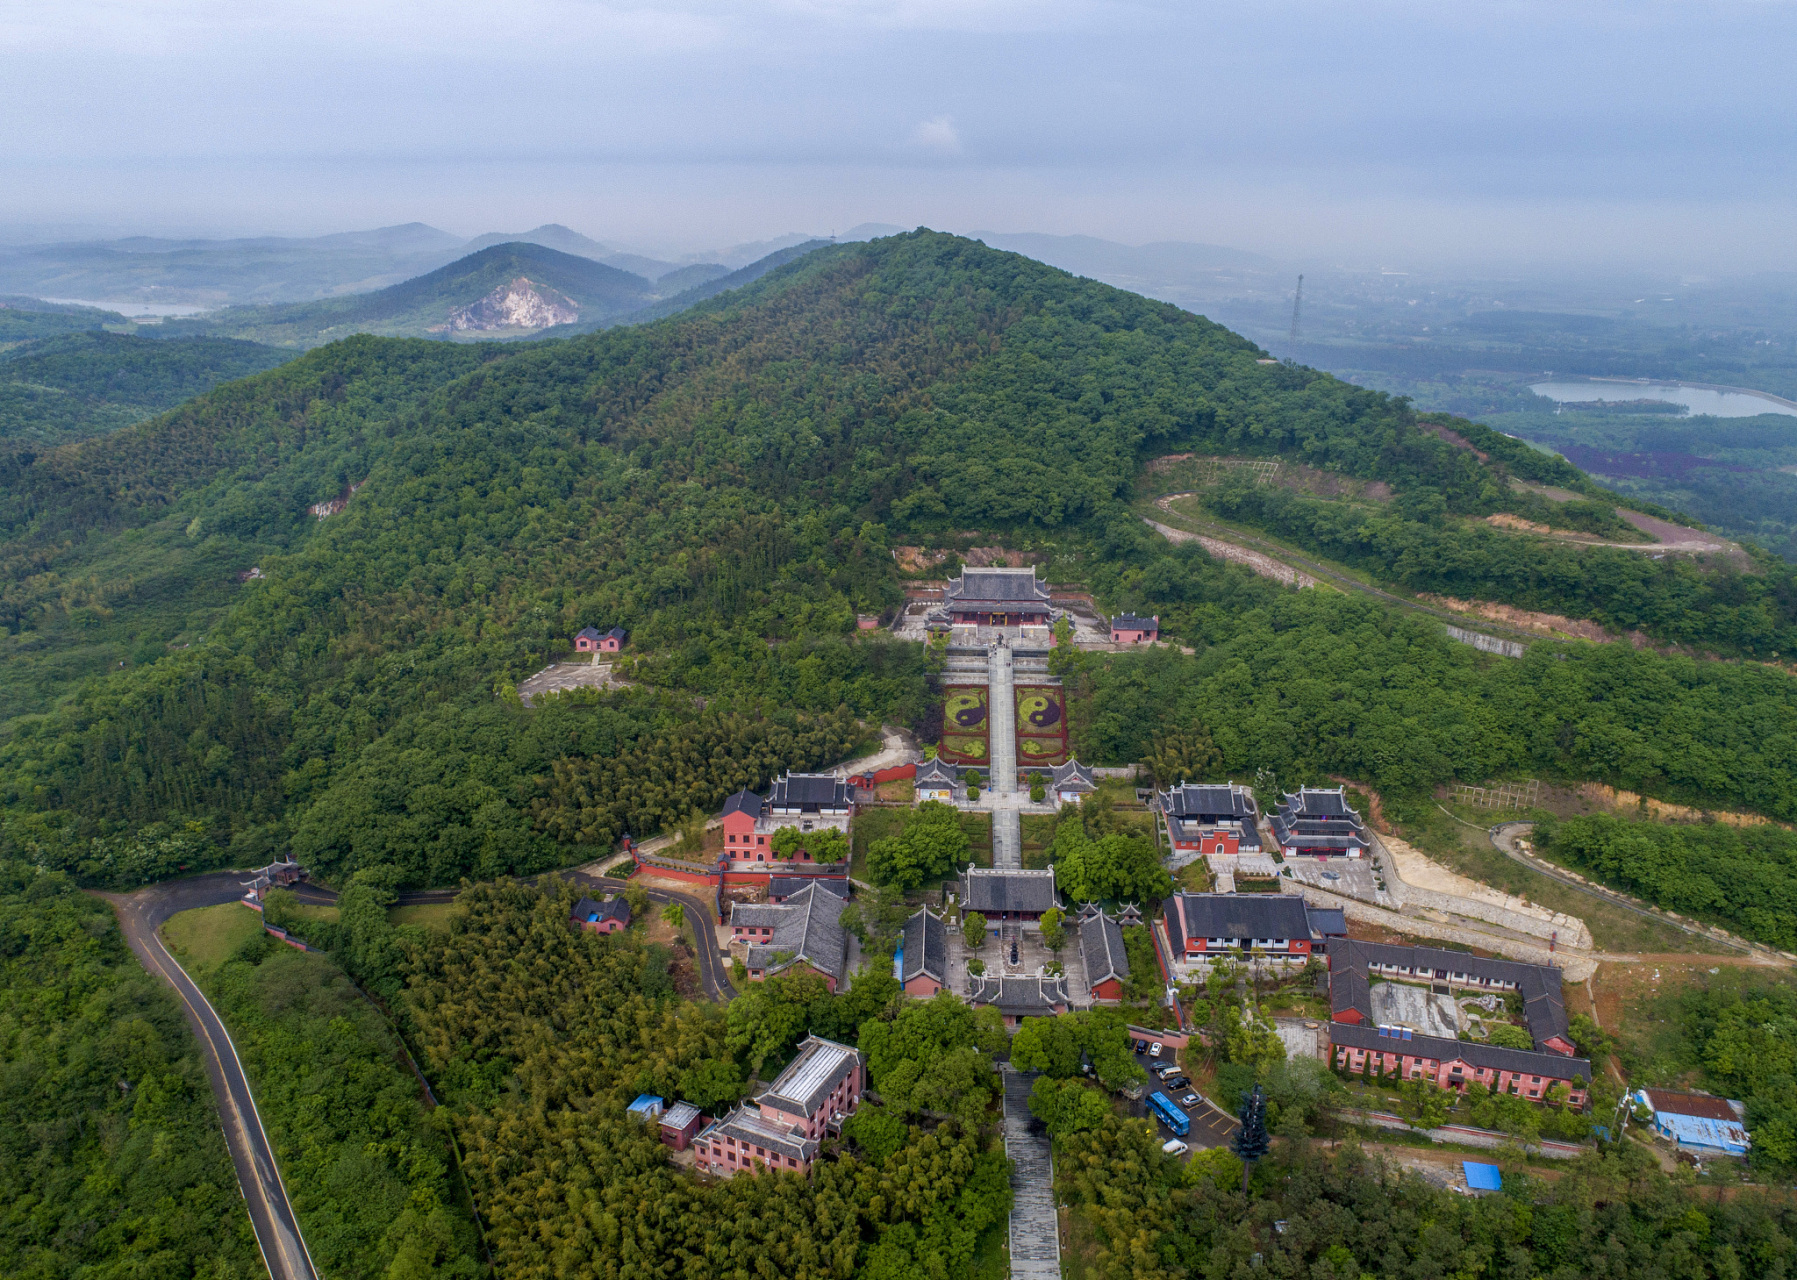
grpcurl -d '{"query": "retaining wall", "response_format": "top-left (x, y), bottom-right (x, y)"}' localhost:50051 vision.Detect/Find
top-left (1293, 883), bottom-right (1596, 980)
top-left (1444, 625), bottom-right (1527, 659)
top-left (1373, 834), bottom-right (1592, 950)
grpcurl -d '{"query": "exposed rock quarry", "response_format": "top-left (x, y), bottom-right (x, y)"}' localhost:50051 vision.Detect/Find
top-left (433, 276), bottom-right (579, 332)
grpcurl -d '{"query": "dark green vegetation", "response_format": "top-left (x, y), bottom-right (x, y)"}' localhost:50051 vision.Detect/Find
top-left (1041, 802), bottom-right (1170, 905)
top-left (204, 934), bottom-right (483, 1280)
top-left (406, 879), bottom-right (1012, 1279)
top-left (1057, 1112), bottom-right (1796, 1280)
top-left (1153, 400), bottom-right (1797, 657)
top-left (0, 296), bottom-right (131, 343)
top-left (1641, 971), bottom-right (1797, 1176)
top-left (0, 332), bottom-right (297, 445)
top-left (161, 243), bottom-right (659, 346)
top-left (1059, 563), bottom-right (1797, 819)
top-left (1, 230), bottom-right (1795, 896)
top-left (1537, 814), bottom-right (1797, 950)
top-left (0, 863), bottom-right (260, 1279)
top-left (866, 799), bottom-right (973, 890)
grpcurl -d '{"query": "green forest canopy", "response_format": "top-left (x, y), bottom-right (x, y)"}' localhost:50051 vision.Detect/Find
top-left (0, 231), bottom-right (1791, 892)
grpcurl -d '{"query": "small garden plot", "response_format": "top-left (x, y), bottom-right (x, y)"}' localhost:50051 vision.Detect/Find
top-left (1014, 686), bottom-right (1068, 765)
top-left (944, 685), bottom-right (990, 729)
top-left (940, 684), bottom-right (990, 764)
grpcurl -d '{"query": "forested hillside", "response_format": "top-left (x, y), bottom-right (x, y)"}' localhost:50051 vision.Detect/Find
top-left (0, 231), bottom-right (1793, 890)
top-left (0, 331), bottom-right (296, 445)
top-left (0, 863), bottom-right (260, 1277)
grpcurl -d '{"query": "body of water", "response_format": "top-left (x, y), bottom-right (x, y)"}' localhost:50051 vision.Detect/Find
top-left (40, 297), bottom-right (209, 318)
top-left (1529, 378), bottom-right (1797, 419)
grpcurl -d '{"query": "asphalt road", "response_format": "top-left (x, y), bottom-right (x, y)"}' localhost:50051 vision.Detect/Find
top-left (100, 874), bottom-right (320, 1280)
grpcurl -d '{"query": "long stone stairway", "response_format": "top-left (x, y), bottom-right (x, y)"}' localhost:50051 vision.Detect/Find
top-left (1003, 1067), bottom-right (1061, 1279)
top-left (987, 644), bottom-right (1022, 869)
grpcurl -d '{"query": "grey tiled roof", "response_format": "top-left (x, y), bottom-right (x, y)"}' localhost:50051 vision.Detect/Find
top-left (757, 1035), bottom-right (862, 1119)
top-left (900, 908), bottom-right (948, 985)
top-left (742, 883), bottom-right (849, 982)
top-left (1163, 782), bottom-right (1258, 821)
top-left (1278, 787), bottom-right (1358, 820)
top-left (944, 568), bottom-right (1052, 605)
top-left (571, 896), bottom-right (630, 926)
top-left (1327, 1021), bottom-right (1591, 1082)
top-left (769, 773), bottom-right (851, 809)
top-left (1051, 759), bottom-right (1095, 790)
top-left (1169, 893), bottom-right (1313, 942)
top-left (966, 973), bottom-right (1070, 1014)
top-left (1111, 614), bottom-right (1157, 628)
top-left (1307, 907), bottom-right (1349, 937)
top-left (767, 876), bottom-right (850, 901)
top-left (722, 789), bottom-right (763, 819)
top-left (914, 758), bottom-right (959, 786)
top-left (1079, 913), bottom-right (1129, 985)
top-left (1331, 939), bottom-right (1573, 1051)
top-left (961, 867), bottom-right (1059, 914)
top-left (730, 902), bottom-right (791, 929)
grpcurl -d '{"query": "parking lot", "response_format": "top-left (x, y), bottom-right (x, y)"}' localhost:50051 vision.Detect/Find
top-left (1127, 1038), bottom-right (1239, 1151)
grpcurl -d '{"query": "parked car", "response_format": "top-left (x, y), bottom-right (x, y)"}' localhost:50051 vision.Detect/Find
top-left (1181, 1093), bottom-right (1200, 1108)
top-left (1157, 1064), bottom-right (1180, 1079)
top-left (1149, 1042), bottom-right (1163, 1058)
top-left (1167, 1076), bottom-right (1191, 1090)
top-left (1162, 1139), bottom-right (1189, 1156)
top-left (1134, 1039), bottom-right (1149, 1054)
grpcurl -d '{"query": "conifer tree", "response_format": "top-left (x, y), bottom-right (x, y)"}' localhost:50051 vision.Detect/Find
top-left (1232, 1082), bottom-right (1270, 1193)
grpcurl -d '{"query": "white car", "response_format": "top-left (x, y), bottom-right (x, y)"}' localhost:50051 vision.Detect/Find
top-left (1157, 1064), bottom-right (1181, 1080)
top-left (1162, 1139), bottom-right (1189, 1156)
top-left (1149, 1042), bottom-right (1163, 1058)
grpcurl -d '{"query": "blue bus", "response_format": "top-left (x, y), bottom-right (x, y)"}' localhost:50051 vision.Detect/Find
top-left (1147, 1091), bottom-right (1190, 1137)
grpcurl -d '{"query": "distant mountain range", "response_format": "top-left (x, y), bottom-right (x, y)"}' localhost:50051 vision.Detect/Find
top-left (149, 239), bottom-right (834, 348)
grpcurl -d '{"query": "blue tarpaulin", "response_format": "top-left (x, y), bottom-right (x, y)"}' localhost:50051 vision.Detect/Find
top-left (1463, 1162), bottom-right (1502, 1192)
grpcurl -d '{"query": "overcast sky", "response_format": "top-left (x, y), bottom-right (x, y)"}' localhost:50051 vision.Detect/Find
top-left (3, 0), bottom-right (1793, 270)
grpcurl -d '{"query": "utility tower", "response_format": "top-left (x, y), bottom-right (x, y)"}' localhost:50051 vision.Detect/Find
top-left (1288, 274), bottom-right (1304, 343)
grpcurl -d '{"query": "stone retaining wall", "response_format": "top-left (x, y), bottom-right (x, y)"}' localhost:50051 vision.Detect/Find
top-left (1293, 883), bottom-right (1596, 980)
top-left (1373, 834), bottom-right (1592, 950)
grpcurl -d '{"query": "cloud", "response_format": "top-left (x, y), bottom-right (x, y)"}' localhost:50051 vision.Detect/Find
top-left (909, 116), bottom-right (963, 155)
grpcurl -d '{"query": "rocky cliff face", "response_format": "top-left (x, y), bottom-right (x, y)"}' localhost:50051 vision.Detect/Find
top-left (433, 276), bottom-right (580, 332)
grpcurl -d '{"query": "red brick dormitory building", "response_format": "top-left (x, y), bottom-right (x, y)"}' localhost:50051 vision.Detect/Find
top-left (720, 773), bottom-right (855, 859)
top-left (693, 1036), bottom-right (864, 1177)
top-left (1328, 940), bottom-right (1590, 1105)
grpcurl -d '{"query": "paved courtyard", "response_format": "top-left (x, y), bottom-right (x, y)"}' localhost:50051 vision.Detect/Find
top-left (1370, 981), bottom-right (1461, 1038)
top-left (517, 659), bottom-right (627, 705)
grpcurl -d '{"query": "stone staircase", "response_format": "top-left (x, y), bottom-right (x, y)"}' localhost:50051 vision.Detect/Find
top-left (1003, 1067), bottom-right (1062, 1280)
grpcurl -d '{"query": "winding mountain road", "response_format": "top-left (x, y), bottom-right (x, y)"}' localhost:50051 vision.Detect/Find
top-left (101, 875), bottom-right (320, 1280)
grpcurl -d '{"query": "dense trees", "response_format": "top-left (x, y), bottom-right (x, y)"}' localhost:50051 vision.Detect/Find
top-left (1205, 479), bottom-right (1797, 658)
top-left (1655, 972), bottom-right (1797, 1176)
top-left (0, 332), bottom-right (296, 445)
top-left (866, 800), bottom-right (972, 890)
top-left (1071, 549), bottom-right (1797, 820)
top-left (205, 940), bottom-right (482, 1280)
top-left (399, 879), bottom-right (1013, 1279)
top-left (0, 863), bottom-right (259, 1278)
top-left (1056, 1113), bottom-right (1797, 1280)
top-left (1, 229), bottom-right (1795, 887)
top-left (1045, 809), bottom-right (1171, 906)
top-left (1537, 814), bottom-right (1797, 949)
